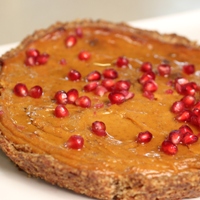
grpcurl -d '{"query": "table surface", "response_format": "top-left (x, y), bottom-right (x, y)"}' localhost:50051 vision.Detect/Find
top-left (1, 0), bottom-right (200, 45)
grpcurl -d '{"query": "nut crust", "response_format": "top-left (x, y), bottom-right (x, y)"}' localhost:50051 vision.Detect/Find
top-left (1, 19), bottom-right (200, 200)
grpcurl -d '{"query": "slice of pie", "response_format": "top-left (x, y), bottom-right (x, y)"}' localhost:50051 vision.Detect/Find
top-left (1, 19), bottom-right (200, 200)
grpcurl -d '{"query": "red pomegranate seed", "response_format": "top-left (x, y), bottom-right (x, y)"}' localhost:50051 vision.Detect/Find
top-left (179, 125), bottom-right (193, 135)
top-left (78, 51), bottom-right (91, 61)
top-left (91, 121), bottom-right (107, 136)
top-left (120, 90), bottom-right (134, 100)
top-left (13, 83), bottom-right (28, 97)
top-left (174, 77), bottom-right (189, 94)
top-left (142, 91), bottom-right (154, 100)
top-left (75, 96), bottom-right (91, 108)
top-left (193, 101), bottom-right (200, 110)
top-left (54, 105), bottom-right (69, 118)
top-left (168, 130), bottom-right (182, 145)
top-left (108, 92), bottom-right (125, 104)
top-left (176, 110), bottom-right (192, 122)
top-left (183, 64), bottom-right (195, 75)
top-left (182, 132), bottom-right (198, 145)
top-left (25, 56), bottom-right (36, 66)
top-left (83, 81), bottom-right (99, 92)
top-left (140, 62), bottom-right (152, 72)
top-left (157, 64), bottom-right (171, 77)
top-left (68, 69), bottom-right (81, 81)
top-left (75, 27), bottom-right (83, 37)
top-left (66, 89), bottom-right (79, 104)
top-left (86, 70), bottom-right (101, 81)
top-left (54, 90), bottom-right (68, 104)
top-left (170, 101), bottom-right (185, 114)
top-left (101, 79), bottom-right (115, 91)
top-left (137, 131), bottom-right (152, 143)
top-left (26, 48), bottom-right (40, 58)
top-left (192, 108), bottom-right (200, 117)
top-left (138, 71), bottom-right (156, 85)
top-left (94, 85), bottom-right (108, 97)
top-left (114, 80), bottom-right (131, 91)
top-left (190, 115), bottom-right (200, 126)
top-left (181, 95), bottom-right (196, 108)
top-left (65, 135), bottom-right (84, 149)
top-left (142, 80), bottom-right (158, 93)
top-left (181, 82), bottom-right (198, 96)
top-left (116, 56), bottom-right (129, 68)
top-left (65, 35), bottom-right (77, 47)
top-left (29, 85), bottom-right (43, 98)
top-left (35, 53), bottom-right (49, 65)
top-left (102, 68), bottom-right (118, 79)
top-left (161, 140), bottom-right (178, 155)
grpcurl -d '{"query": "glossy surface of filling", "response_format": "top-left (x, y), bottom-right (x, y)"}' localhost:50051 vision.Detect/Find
top-left (1, 24), bottom-right (200, 175)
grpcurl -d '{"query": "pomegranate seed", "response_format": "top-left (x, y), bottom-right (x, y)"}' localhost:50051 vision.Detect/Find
top-left (120, 90), bottom-right (135, 100)
top-left (102, 68), bottom-right (118, 79)
top-left (138, 71), bottom-right (156, 85)
top-left (35, 53), bottom-right (49, 65)
top-left (29, 85), bottom-right (43, 98)
top-left (54, 90), bottom-right (68, 104)
top-left (116, 56), bottom-right (129, 68)
top-left (168, 130), bottom-right (182, 145)
top-left (181, 95), bottom-right (196, 108)
top-left (183, 64), bottom-right (195, 75)
top-left (13, 83), bottom-right (28, 97)
top-left (157, 64), bottom-right (171, 77)
top-left (182, 82), bottom-right (198, 96)
top-left (59, 58), bottom-right (67, 65)
top-left (174, 77), bottom-right (189, 94)
top-left (142, 80), bottom-right (158, 93)
top-left (176, 110), bottom-right (192, 122)
top-left (65, 35), bottom-right (77, 47)
top-left (108, 92), bottom-right (126, 104)
top-left (78, 51), bottom-right (91, 61)
top-left (75, 96), bottom-right (91, 108)
top-left (68, 69), bottom-right (81, 81)
top-left (83, 81), bottom-right (99, 92)
top-left (193, 101), bottom-right (200, 110)
top-left (65, 135), bottom-right (84, 149)
top-left (114, 80), bottom-right (131, 91)
top-left (66, 89), bottom-right (79, 104)
top-left (192, 108), bottom-right (200, 117)
top-left (94, 85), bottom-right (108, 97)
top-left (137, 131), bottom-right (152, 143)
top-left (86, 70), bottom-right (101, 81)
top-left (54, 105), bottom-right (69, 118)
top-left (26, 48), bottom-right (40, 58)
top-left (25, 56), bottom-right (36, 66)
top-left (101, 79), bottom-right (115, 91)
top-left (182, 132), bottom-right (198, 145)
top-left (142, 91), bottom-right (154, 100)
top-left (170, 101), bottom-right (185, 114)
top-left (91, 121), bottom-right (107, 136)
top-left (179, 125), bottom-right (193, 135)
top-left (190, 115), bottom-right (200, 126)
top-left (161, 140), bottom-right (178, 155)
top-left (75, 27), bottom-right (83, 37)
top-left (140, 62), bottom-right (152, 72)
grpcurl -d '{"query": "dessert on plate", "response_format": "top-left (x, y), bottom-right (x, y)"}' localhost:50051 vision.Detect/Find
top-left (1, 19), bottom-right (200, 200)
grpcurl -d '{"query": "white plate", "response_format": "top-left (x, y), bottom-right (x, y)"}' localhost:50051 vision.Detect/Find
top-left (1, 10), bottom-right (200, 200)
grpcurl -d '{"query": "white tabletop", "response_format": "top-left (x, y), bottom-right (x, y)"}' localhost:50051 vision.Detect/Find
top-left (1, 0), bottom-right (200, 45)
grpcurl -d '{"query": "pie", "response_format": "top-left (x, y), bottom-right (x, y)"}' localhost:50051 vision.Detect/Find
top-left (1, 19), bottom-right (200, 200)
